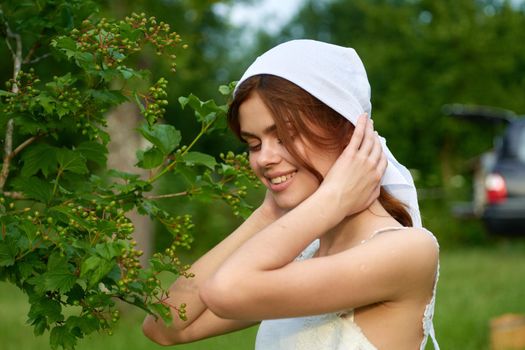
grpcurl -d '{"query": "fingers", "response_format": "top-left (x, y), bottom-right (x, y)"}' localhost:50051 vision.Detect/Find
top-left (345, 113), bottom-right (368, 153)
top-left (357, 116), bottom-right (376, 155)
top-left (368, 131), bottom-right (383, 165)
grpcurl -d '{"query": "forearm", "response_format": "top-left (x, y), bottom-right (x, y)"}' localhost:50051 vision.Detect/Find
top-left (212, 189), bottom-right (338, 278)
top-left (143, 206), bottom-right (275, 336)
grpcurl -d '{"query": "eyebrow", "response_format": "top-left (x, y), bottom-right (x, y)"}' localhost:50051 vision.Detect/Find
top-left (240, 124), bottom-right (277, 140)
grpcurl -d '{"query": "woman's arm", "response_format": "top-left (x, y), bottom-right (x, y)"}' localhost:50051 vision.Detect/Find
top-left (142, 200), bottom-right (284, 345)
top-left (201, 226), bottom-right (438, 320)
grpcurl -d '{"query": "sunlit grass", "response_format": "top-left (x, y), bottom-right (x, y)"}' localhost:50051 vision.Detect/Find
top-left (433, 238), bottom-right (525, 350)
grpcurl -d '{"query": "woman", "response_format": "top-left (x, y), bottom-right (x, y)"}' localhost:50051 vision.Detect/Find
top-left (143, 40), bottom-right (440, 349)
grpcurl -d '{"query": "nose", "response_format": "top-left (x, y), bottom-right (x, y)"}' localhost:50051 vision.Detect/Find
top-left (257, 141), bottom-right (281, 168)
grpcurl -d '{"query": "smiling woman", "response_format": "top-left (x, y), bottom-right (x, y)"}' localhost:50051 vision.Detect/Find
top-left (142, 39), bottom-right (440, 350)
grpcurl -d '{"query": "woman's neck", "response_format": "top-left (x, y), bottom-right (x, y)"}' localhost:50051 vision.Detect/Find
top-left (316, 200), bottom-right (402, 257)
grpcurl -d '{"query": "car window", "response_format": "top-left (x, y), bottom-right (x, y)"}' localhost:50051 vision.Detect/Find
top-left (518, 124), bottom-right (525, 162)
top-left (501, 121), bottom-right (525, 162)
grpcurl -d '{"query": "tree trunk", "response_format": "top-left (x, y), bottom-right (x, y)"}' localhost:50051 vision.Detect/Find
top-left (107, 102), bottom-right (153, 267)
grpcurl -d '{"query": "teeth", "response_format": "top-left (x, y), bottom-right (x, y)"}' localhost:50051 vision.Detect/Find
top-left (270, 172), bottom-right (295, 184)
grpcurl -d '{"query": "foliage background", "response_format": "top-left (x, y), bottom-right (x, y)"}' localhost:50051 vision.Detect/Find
top-left (1, 0), bottom-right (525, 349)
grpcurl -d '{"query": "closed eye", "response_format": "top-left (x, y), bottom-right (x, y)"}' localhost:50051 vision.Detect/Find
top-left (247, 143), bottom-right (261, 152)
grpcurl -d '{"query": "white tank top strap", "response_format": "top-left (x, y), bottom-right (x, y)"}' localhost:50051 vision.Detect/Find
top-left (360, 226), bottom-right (409, 244)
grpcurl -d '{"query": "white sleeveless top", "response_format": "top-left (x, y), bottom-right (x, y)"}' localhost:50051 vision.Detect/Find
top-left (255, 227), bottom-right (440, 350)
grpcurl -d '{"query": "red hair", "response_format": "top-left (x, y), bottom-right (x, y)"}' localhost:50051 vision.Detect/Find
top-left (228, 75), bottom-right (412, 227)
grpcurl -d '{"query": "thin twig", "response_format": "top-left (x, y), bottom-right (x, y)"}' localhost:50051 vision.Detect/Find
top-left (22, 40), bottom-right (40, 64)
top-left (144, 192), bottom-right (188, 200)
top-left (25, 53), bottom-right (51, 64)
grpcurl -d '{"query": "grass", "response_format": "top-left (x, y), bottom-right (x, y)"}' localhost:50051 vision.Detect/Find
top-left (434, 238), bottom-right (525, 350)
top-left (1, 237), bottom-right (525, 350)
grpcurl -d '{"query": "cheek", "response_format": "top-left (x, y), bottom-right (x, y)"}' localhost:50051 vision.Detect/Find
top-left (248, 154), bottom-right (260, 176)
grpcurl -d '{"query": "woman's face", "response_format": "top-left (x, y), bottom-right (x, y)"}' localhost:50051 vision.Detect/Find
top-left (238, 92), bottom-right (339, 210)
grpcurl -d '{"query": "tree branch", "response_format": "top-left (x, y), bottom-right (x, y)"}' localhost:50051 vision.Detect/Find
top-left (12, 135), bottom-right (39, 158)
top-left (0, 5), bottom-right (22, 191)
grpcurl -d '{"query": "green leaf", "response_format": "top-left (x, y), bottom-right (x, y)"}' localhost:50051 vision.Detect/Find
top-left (32, 316), bottom-right (49, 336)
top-left (117, 65), bottom-right (141, 80)
top-left (76, 141), bottom-right (107, 167)
top-left (45, 269), bottom-right (77, 294)
top-left (182, 152), bottom-right (217, 170)
top-left (137, 200), bottom-right (161, 217)
top-left (52, 36), bottom-right (77, 51)
top-left (74, 51), bottom-right (95, 66)
top-left (52, 37), bottom-right (78, 60)
top-left (45, 73), bottom-right (77, 90)
top-left (37, 94), bottom-right (56, 114)
top-left (57, 148), bottom-right (88, 174)
top-left (87, 89), bottom-right (127, 106)
top-left (178, 96), bottom-right (189, 109)
top-left (80, 255), bottom-right (102, 277)
top-left (47, 252), bottom-right (66, 271)
top-left (28, 296), bottom-right (63, 325)
top-left (218, 81), bottom-right (237, 96)
top-left (11, 177), bottom-right (53, 202)
top-left (136, 147), bottom-right (164, 169)
top-left (178, 94), bottom-right (226, 124)
top-left (149, 303), bottom-right (172, 324)
top-left (80, 255), bottom-right (115, 286)
top-left (50, 325), bottom-right (77, 350)
top-left (94, 242), bottom-right (123, 260)
top-left (0, 241), bottom-right (16, 267)
top-left (0, 90), bottom-right (15, 97)
top-left (44, 253), bottom-right (77, 293)
top-left (220, 163), bottom-right (237, 177)
top-left (21, 144), bottom-right (58, 178)
top-left (137, 123), bottom-right (181, 155)
top-left (66, 315), bottom-right (99, 335)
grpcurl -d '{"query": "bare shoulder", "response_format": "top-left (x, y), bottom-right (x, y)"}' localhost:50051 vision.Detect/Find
top-left (364, 227), bottom-right (439, 290)
top-left (375, 227), bottom-right (439, 264)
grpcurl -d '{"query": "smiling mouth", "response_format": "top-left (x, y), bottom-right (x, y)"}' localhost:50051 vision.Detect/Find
top-left (269, 172), bottom-right (296, 184)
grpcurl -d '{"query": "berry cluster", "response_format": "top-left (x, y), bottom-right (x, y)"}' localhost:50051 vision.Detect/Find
top-left (217, 152), bottom-right (260, 217)
top-left (158, 213), bottom-right (194, 250)
top-left (68, 13), bottom-right (183, 74)
top-left (141, 77), bottom-right (169, 124)
top-left (46, 75), bottom-right (82, 115)
top-left (220, 151), bottom-right (259, 185)
top-left (2, 70), bottom-right (40, 115)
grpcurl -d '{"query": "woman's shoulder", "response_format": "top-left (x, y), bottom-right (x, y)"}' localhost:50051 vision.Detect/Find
top-left (364, 226), bottom-right (439, 280)
top-left (370, 226), bottom-right (439, 252)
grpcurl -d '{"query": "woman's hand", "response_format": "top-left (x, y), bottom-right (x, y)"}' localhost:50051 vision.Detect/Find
top-left (319, 113), bottom-right (387, 218)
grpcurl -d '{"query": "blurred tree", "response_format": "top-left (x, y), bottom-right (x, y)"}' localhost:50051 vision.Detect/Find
top-left (264, 0), bottom-right (525, 189)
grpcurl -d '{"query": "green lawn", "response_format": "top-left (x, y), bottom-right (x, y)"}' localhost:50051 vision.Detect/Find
top-left (1, 238), bottom-right (524, 350)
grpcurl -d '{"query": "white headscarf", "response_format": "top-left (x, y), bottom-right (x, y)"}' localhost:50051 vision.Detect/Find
top-left (235, 39), bottom-right (422, 227)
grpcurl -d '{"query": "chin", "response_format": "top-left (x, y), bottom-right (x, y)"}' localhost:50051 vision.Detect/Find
top-left (273, 193), bottom-right (309, 211)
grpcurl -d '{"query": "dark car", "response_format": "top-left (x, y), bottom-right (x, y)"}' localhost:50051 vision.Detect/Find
top-left (444, 104), bottom-right (525, 234)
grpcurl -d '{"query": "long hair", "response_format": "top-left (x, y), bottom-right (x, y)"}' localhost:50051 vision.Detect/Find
top-left (228, 74), bottom-right (412, 227)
